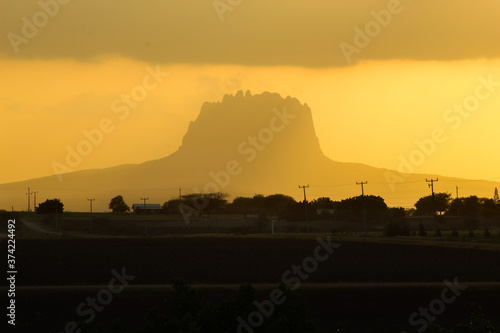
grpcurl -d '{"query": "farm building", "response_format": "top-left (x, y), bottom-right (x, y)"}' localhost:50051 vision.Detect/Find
top-left (131, 203), bottom-right (162, 214)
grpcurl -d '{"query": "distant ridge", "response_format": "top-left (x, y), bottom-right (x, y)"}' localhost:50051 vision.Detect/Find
top-left (1, 91), bottom-right (498, 211)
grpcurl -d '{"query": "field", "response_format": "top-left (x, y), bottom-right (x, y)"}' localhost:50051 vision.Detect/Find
top-left (12, 285), bottom-right (500, 332)
top-left (2, 233), bottom-right (500, 332)
top-left (3, 213), bottom-right (500, 332)
top-left (10, 237), bottom-right (500, 285)
top-left (11, 211), bottom-right (500, 243)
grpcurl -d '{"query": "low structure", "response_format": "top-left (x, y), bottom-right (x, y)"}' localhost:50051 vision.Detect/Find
top-left (131, 203), bottom-right (162, 214)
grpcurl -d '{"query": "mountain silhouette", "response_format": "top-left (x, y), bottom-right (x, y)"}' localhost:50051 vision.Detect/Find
top-left (1, 91), bottom-right (498, 211)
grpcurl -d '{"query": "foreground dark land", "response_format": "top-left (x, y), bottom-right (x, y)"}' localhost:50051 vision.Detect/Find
top-left (11, 237), bottom-right (500, 285)
top-left (10, 285), bottom-right (500, 332)
top-left (2, 237), bottom-right (500, 332)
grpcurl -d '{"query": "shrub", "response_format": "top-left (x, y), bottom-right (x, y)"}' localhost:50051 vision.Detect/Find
top-left (418, 222), bottom-right (427, 237)
top-left (384, 221), bottom-right (410, 237)
top-left (464, 218), bottom-right (479, 230)
top-left (435, 215), bottom-right (446, 225)
top-left (251, 215), bottom-right (268, 233)
top-left (454, 305), bottom-right (500, 333)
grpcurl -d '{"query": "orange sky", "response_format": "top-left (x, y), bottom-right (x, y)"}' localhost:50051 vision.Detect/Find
top-left (1, 0), bottom-right (500, 186)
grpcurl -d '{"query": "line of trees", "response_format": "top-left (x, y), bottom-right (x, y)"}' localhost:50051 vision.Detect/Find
top-left (163, 193), bottom-right (401, 224)
top-left (413, 192), bottom-right (500, 218)
top-left (33, 188), bottom-right (500, 222)
top-left (163, 191), bottom-right (500, 223)
top-left (163, 192), bottom-right (230, 219)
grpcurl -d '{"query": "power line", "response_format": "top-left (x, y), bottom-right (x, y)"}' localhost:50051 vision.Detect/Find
top-left (140, 197), bottom-right (149, 236)
top-left (426, 178), bottom-right (438, 198)
top-left (298, 185), bottom-right (310, 233)
top-left (87, 198), bottom-right (95, 213)
top-left (26, 187), bottom-right (32, 212)
top-left (311, 183), bottom-right (355, 188)
top-left (426, 178), bottom-right (439, 231)
top-left (87, 198), bottom-right (95, 233)
top-left (32, 190), bottom-right (38, 212)
top-left (356, 181), bottom-right (368, 236)
top-left (356, 181), bottom-right (367, 196)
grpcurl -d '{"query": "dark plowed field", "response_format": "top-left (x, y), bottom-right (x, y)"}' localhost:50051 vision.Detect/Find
top-left (7, 237), bottom-right (500, 286)
top-left (4, 237), bottom-right (500, 332)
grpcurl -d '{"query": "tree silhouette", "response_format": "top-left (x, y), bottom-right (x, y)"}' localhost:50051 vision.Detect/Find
top-left (228, 196), bottom-right (255, 215)
top-left (204, 192), bottom-right (229, 218)
top-left (228, 194), bottom-right (296, 217)
top-left (447, 198), bottom-right (463, 216)
top-left (461, 195), bottom-right (481, 217)
top-left (109, 195), bottom-right (130, 213)
top-left (163, 199), bottom-right (183, 214)
top-left (312, 197), bottom-right (335, 209)
top-left (36, 198), bottom-right (63, 214)
top-left (480, 198), bottom-right (497, 218)
top-left (414, 192), bottom-right (450, 216)
top-left (334, 195), bottom-right (388, 223)
top-left (447, 196), bottom-right (500, 218)
top-left (179, 192), bottom-right (229, 218)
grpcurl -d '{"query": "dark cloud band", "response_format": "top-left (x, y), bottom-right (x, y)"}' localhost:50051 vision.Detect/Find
top-left (1, 0), bottom-right (499, 66)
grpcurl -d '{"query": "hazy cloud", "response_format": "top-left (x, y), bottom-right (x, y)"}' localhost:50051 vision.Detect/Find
top-left (1, 0), bottom-right (499, 66)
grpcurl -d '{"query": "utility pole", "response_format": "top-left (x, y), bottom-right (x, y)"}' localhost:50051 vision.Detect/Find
top-left (299, 185), bottom-right (310, 233)
top-left (55, 199), bottom-right (58, 231)
top-left (426, 178), bottom-right (439, 231)
top-left (356, 181), bottom-right (368, 237)
top-left (87, 198), bottom-right (95, 233)
top-left (33, 190), bottom-right (38, 212)
top-left (456, 186), bottom-right (459, 199)
top-left (26, 187), bottom-right (32, 212)
top-left (179, 188), bottom-right (182, 200)
top-left (215, 201), bottom-right (219, 236)
top-left (141, 197), bottom-right (149, 236)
